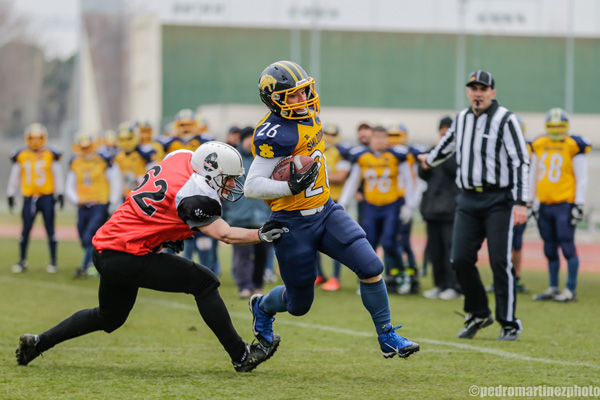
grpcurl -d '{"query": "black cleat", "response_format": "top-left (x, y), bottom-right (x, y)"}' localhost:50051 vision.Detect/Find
top-left (497, 326), bottom-right (520, 341)
top-left (457, 314), bottom-right (494, 339)
top-left (16, 334), bottom-right (41, 366)
top-left (232, 334), bottom-right (281, 373)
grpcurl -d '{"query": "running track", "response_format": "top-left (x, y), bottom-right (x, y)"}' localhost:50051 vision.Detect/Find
top-left (1, 224), bottom-right (598, 273)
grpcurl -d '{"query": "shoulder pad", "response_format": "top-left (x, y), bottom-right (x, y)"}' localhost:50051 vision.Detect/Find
top-left (137, 145), bottom-right (157, 163)
top-left (10, 147), bottom-right (26, 162)
top-left (253, 115), bottom-right (298, 158)
top-left (389, 145), bottom-right (408, 161)
top-left (570, 135), bottom-right (592, 154)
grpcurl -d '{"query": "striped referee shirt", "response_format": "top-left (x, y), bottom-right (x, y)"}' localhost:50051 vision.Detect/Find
top-left (426, 100), bottom-right (530, 204)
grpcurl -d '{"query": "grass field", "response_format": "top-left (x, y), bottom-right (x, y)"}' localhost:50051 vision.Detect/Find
top-left (1, 236), bottom-right (599, 400)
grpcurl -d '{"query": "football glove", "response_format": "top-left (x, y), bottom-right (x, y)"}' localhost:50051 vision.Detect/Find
top-left (258, 220), bottom-right (287, 243)
top-left (288, 161), bottom-right (319, 195)
top-left (399, 205), bottom-right (415, 224)
top-left (8, 196), bottom-right (14, 214)
top-left (570, 204), bottom-right (584, 226)
top-left (161, 240), bottom-right (185, 253)
top-left (56, 194), bottom-right (64, 210)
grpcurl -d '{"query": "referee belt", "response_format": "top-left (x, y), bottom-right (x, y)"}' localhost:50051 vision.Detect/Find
top-left (299, 205), bottom-right (325, 216)
top-left (464, 185), bottom-right (509, 193)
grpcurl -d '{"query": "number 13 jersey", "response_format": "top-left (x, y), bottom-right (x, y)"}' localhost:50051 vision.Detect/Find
top-left (252, 111), bottom-right (329, 212)
top-left (93, 150), bottom-right (223, 255)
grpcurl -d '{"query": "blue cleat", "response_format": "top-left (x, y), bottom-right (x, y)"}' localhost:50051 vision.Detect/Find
top-left (378, 324), bottom-right (420, 359)
top-left (249, 294), bottom-right (276, 347)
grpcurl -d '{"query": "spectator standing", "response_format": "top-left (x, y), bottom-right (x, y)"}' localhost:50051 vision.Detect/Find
top-left (419, 117), bottom-right (461, 300)
top-left (225, 127), bottom-right (274, 299)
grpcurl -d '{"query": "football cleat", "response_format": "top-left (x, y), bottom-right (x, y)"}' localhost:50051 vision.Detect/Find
top-left (378, 324), bottom-right (420, 359)
top-left (250, 294), bottom-right (276, 347)
top-left (497, 326), bottom-right (520, 341)
top-left (321, 277), bottom-right (341, 291)
top-left (532, 287), bottom-right (559, 301)
top-left (553, 288), bottom-right (577, 302)
top-left (46, 264), bottom-right (58, 274)
top-left (457, 313), bottom-right (494, 339)
top-left (16, 334), bottom-right (42, 366)
top-left (232, 335), bottom-right (281, 373)
top-left (314, 275), bottom-right (326, 286)
top-left (12, 261), bottom-right (27, 274)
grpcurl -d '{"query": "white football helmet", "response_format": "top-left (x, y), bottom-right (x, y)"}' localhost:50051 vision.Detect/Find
top-left (191, 141), bottom-right (245, 202)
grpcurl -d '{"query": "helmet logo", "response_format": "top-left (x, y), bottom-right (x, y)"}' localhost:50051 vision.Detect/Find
top-left (203, 152), bottom-right (219, 172)
top-left (260, 74), bottom-right (277, 92)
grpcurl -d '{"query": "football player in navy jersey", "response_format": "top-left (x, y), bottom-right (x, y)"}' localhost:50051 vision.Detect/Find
top-left (244, 60), bottom-right (419, 360)
top-left (15, 142), bottom-right (286, 373)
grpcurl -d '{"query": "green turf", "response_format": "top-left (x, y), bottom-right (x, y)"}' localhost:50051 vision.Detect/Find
top-left (1, 237), bottom-right (599, 400)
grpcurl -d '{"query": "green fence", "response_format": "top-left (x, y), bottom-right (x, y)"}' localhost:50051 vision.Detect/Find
top-left (162, 25), bottom-right (600, 118)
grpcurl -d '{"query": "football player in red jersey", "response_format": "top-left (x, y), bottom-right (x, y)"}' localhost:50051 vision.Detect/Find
top-left (245, 60), bottom-right (419, 360)
top-left (15, 142), bottom-right (286, 373)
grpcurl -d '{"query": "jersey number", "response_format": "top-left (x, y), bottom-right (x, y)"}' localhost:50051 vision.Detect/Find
top-left (132, 166), bottom-right (167, 217)
top-left (24, 160), bottom-right (47, 187)
top-left (364, 168), bottom-right (392, 193)
top-left (256, 123), bottom-right (281, 138)
top-left (538, 152), bottom-right (563, 183)
top-left (305, 150), bottom-right (327, 198)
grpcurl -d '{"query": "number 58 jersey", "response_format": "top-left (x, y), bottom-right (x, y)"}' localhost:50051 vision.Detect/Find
top-left (531, 134), bottom-right (591, 204)
top-left (93, 150), bottom-right (223, 255)
top-left (252, 111), bottom-right (329, 212)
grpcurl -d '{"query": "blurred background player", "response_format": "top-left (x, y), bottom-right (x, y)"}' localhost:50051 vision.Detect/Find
top-left (316, 123), bottom-right (352, 291)
top-left (419, 117), bottom-right (462, 300)
top-left (133, 117), bottom-right (165, 161)
top-left (7, 123), bottom-right (64, 274)
top-left (113, 121), bottom-right (157, 201)
top-left (387, 123), bottom-right (425, 294)
top-left (224, 127), bottom-right (273, 299)
top-left (97, 129), bottom-right (118, 162)
top-left (225, 125), bottom-right (242, 147)
top-left (530, 108), bottom-right (591, 302)
top-left (339, 126), bottom-right (416, 295)
top-left (67, 133), bottom-right (122, 277)
top-left (194, 112), bottom-right (215, 143)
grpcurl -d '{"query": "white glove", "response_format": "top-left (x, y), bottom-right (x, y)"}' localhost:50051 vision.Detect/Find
top-left (400, 205), bottom-right (414, 224)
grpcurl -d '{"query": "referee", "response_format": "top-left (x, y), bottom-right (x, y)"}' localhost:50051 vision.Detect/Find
top-left (418, 70), bottom-right (529, 341)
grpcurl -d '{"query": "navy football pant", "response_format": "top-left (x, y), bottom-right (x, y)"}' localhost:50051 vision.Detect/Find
top-left (20, 194), bottom-right (57, 264)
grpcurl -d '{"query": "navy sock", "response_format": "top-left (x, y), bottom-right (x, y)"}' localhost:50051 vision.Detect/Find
top-left (260, 285), bottom-right (287, 315)
top-left (566, 256), bottom-right (579, 293)
top-left (359, 280), bottom-right (391, 335)
top-left (548, 259), bottom-right (560, 288)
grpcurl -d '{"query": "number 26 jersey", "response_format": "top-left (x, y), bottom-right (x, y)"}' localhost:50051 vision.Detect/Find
top-left (252, 111), bottom-right (329, 212)
top-left (93, 150), bottom-right (223, 255)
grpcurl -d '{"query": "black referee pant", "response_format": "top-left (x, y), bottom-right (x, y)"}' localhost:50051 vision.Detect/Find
top-left (451, 189), bottom-right (521, 330)
top-left (35, 249), bottom-right (247, 362)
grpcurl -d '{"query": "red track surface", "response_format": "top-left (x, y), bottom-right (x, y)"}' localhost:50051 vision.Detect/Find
top-left (1, 224), bottom-right (598, 273)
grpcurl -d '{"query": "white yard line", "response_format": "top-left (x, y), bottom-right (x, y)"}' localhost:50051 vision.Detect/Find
top-left (3, 276), bottom-right (598, 370)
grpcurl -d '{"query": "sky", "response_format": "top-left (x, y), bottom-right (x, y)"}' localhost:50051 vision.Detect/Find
top-left (12, 0), bottom-right (79, 59)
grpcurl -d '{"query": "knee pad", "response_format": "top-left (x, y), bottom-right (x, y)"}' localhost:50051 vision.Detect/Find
top-left (285, 286), bottom-right (314, 316)
top-left (357, 256), bottom-right (384, 280)
top-left (191, 264), bottom-right (221, 299)
top-left (543, 242), bottom-right (560, 261)
top-left (287, 299), bottom-right (312, 317)
top-left (97, 309), bottom-right (129, 333)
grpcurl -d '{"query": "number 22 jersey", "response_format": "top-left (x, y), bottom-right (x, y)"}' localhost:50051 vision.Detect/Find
top-left (93, 150), bottom-right (223, 255)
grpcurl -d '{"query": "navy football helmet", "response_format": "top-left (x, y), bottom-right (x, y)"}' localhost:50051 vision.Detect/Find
top-left (258, 60), bottom-right (320, 120)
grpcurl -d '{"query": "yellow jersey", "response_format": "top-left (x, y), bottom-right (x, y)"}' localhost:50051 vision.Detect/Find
top-left (114, 145), bottom-right (156, 197)
top-left (11, 147), bottom-right (61, 197)
top-left (252, 111), bottom-right (328, 212)
top-left (351, 146), bottom-right (408, 206)
top-left (531, 135), bottom-right (591, 204)
top-left (324, 143), bottom-right (352, 202)
top-left (69, 153), bottom-right (111, 204)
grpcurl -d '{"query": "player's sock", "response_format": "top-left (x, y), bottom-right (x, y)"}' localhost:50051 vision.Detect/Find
top-left (548, 259), bottom-right (560, 288)
top-left (566, 256), bottom-right (579, 293)
top-left (49, 236), bottom-right (58, 265)
top-left (81, 246), bottom-right (93, 271)
top-left (38, 308), bottom-right (104, 352)
top-left (19, 236), bottom-right (28, 262)
top-left (359, 279), bottom-right (391, 335)
top-left (196, 290), bottom-right (246, 362)
top-left (259, 285), bottom-right (287, 314)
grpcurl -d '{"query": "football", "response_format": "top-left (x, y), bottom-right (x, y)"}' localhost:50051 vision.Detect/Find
top-left (271, 155), bottom-right (316, 181)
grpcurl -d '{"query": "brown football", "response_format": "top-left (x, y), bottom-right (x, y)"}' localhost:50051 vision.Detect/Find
top-left (271, 155), bottom-right (316, 181)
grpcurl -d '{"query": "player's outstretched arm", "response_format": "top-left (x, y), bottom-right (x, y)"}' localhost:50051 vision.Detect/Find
top-left (198, 218), bottom-right (285, 245)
